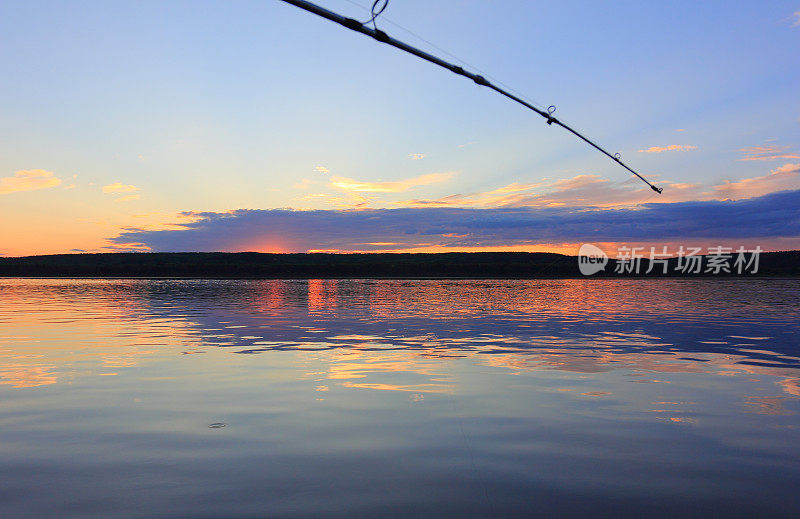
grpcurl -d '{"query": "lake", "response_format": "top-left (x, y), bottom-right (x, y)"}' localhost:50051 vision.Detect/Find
top-left (1, 278), bottom-right (799, 517)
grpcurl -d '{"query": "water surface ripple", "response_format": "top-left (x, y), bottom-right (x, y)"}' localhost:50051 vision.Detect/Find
top-left (1, 279), bottom-right (799, 517)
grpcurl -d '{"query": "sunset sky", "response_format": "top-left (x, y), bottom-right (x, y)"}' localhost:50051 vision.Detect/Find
top-left (1, 0), bottom-right (799, 256)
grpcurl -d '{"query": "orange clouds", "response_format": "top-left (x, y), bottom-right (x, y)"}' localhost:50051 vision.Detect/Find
top-left (396, 174), bottom-right (698, 209)
top-left (395, 162), bottom-right (800, 210)
top-left (738, 144), bottom-right (800, 162)
top-left (330, 172), bottom-right (454, 193)
top-left (294, 178), bottom-right (312, 189)
top-left (483, 181), bottom-right (547, 195)
top-left (102, 182), bottom-right (139, 193)
top-left (114, 194), bottom-right (141, 203)
top-left (637, 144), bottom-right (698, 153)
top-left (0, 169), bottom-right (62, 194)
top-left (714, 163), bottom-right (800, 198)
top-left (102, 182), bottom-right (140, 202)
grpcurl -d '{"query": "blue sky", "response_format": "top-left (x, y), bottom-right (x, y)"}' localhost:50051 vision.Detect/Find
top-left (1, 1), bottom-right (799, 255)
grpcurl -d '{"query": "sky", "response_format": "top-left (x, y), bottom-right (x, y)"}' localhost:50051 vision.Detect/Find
top-left (1, 0), bottom-right (799, 257)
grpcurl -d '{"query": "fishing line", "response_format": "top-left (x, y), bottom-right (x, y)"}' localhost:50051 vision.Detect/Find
top-left (340, 0), bottom-right (550, 110)
top-left (364, 0), bottom-right (388, 30)
top-left (279, 0), bottom-right (663, 194)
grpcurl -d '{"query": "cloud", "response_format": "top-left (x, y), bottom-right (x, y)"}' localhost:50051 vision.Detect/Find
top-left (330, 172), bottom-right (454, 193)
top-left (109, 189), bottom-right (800, 253)
top-left (409, 153), bottom-right (425, 160)
top-left (738, 144), bottom-right (800, 161)
top-left (794, 10), bottom-right (800, 26)
top-left (283, 161), bottom-right (800, 213)
top-left (314, 166), bottom-right (329, 174)
top-left (394, 163), bottom-right (800, 210)
top-left (295, 191), bottom-right (375, 209)
top-left (714, 163), bottom-right (800, 198)
top-left (114, 194), bottom-right (140, 203)
top-left (483, 181), bottom-right (548, 195)
top-left (638, 145), bottom-right (698, 153)
top-left (397, 174), bottom-right (702, 209)
top-left (294, 178), bottom-right (312, 190)
top-left (0, 169), bottom-right (62, 195)
top-left (102, 182), bottom-right (139, 194)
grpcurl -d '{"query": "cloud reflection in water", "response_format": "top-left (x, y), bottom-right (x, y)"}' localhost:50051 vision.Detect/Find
top-left (1, 279), bottom-right (800, 517)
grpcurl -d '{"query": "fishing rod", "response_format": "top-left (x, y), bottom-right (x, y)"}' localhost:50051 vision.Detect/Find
top-left (279, 0), bottom-right (663, 194)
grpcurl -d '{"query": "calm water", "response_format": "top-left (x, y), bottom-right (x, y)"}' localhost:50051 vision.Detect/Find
top-left (1, 279), bottom-right (799, 518)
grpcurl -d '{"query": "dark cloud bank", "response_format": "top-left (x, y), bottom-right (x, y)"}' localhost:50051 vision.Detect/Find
top-left (111, 189), bottom-right (800, 252)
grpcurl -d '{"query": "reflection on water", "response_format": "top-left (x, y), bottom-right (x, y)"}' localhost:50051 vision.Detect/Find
top-left (1, 279), bottom-right (799, 517)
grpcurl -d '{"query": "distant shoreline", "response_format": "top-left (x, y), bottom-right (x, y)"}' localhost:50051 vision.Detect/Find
top-left (3, 276), bottom-right (800, 281)
top-left (1, 251), bottom-right (798, 279)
